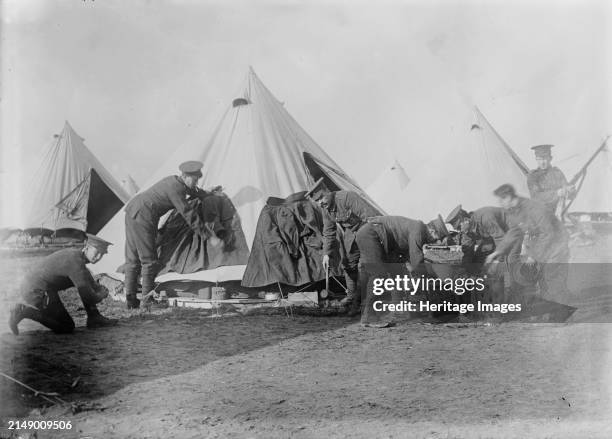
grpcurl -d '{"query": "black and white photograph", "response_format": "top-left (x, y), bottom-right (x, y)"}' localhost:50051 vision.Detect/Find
top-left (0, 0), bottom-right (611, 437)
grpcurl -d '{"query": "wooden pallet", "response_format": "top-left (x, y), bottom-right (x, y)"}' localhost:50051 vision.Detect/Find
top-left (168, 297), bottom-right (276, 309)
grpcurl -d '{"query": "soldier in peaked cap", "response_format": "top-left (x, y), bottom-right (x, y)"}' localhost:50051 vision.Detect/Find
top-left (445, 204), bottom-right (521, 265)
top-left (306, 177), bottom-right (382, 315)
top-left (123, 161), bottom-right (210, 309)
top-left (9, 234), bottom-right (117, 335)
top-left (526, 144), bottom-right (574, 215)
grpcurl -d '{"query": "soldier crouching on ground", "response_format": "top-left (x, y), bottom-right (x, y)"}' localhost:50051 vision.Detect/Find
top-left (9, 235), bottom-right (117, 335)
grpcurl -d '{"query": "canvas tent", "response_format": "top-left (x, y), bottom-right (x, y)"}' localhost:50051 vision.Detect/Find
top-left (566, 141), bottom-right (612, 214)
top-left (94, 68), bottom-right (377, 282)
top-left (399, 106), bottom-right (529, 221)
top-left (366, 160), bottom-right (410, 215)
top-left (17, 121), bottom-right (130, 236)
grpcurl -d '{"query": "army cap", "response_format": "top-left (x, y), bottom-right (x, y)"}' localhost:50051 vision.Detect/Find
top-left (305, 177), bottom-right (327, 199)
top-left (85, 234), bottom-right (113, 254)
top-left (179, 161), bottom-right (204, 177)
top-left (445, 204), bottom-right (469, 224)
top-left (531, 144), bottom-right (554, 158)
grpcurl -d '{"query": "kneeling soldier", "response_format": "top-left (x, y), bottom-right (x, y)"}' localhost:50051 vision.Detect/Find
top-left (9, 234), bottom-right (117, 335)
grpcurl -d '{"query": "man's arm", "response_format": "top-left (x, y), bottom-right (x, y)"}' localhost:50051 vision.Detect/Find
top-left (167, 185), bottom-right (207, 237)
top-left (494, 224), bottom-right (524, 257)
top-left (406, 225), bottom-right (426, 275)
top-left (527, 172), bottom-right (559, 205)
top-left (344, 191), bottom-right (381, 219)
top-left (321, 209), bottom-right (337, 256)
top-left (68, 261), bottom-right (102, 302)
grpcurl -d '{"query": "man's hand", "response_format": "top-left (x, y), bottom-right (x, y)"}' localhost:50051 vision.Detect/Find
top-left (485, 251), bottom-right (500, 265)
top-left (322, 254), bottom-right (330, 271)
top-left (204, 224), bottom-right (223, 248)
top-left (93, 283), bottom-right (110, 302)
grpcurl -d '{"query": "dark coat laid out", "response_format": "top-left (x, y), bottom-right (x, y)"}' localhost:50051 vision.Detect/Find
top-left (155, 192), bottom-right (250, 275)
top-left (242, 193), bottom-right (342, 288)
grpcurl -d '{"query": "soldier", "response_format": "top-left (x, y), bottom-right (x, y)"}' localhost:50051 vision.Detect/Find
top-left (305, 178), bottom-right (381, 314)
top-left (124, 161), bottom-right (209, 309)
top-left (358, 216), bottom-right (445, 274)
top-left (356, 216), bottom-right (447, 326)
top-left (486, 184), bottom-right (570, 301)
top-left (527, 144), bottom-right (574, 214)
top-left (445, 204), bottom-right (522, 265)
top-left (9, 235), bottom-right (117, 335)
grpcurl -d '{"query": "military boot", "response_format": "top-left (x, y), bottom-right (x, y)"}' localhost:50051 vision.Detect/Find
top-left (346, 297), bottom-right (362, 317)
top-left (124, 265), bottom-right (141, 309)
top-left (8, 303), bottom-right (27, 335)
top-left (9, 303), bottom-right (74, 334)
top-left (85, 305), bottom-right (118, 329)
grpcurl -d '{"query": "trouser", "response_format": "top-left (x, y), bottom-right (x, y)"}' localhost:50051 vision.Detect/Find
top-left (533, 240), bottom-right (570, 302)
top-left (342, 240), bottom-right (360, 298)
top-left (355, 223), bottom-right (405, 325)
top-left (540, 262), bottom-right (570, 302)
top-left (125, 215), bottom-right (159, 298)
top-left (20, 289), bottom-right (100, 334)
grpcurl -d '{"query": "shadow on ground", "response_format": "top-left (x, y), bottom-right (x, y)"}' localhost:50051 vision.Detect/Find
top-left (0, 309), bottom-right (354, 418)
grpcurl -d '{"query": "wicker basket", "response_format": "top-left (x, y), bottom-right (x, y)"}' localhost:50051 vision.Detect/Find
top-left (423, 244), bottom-right (464, 265)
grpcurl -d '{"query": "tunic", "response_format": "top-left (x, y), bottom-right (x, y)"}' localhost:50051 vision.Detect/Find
top-left (527, 167), bottom-right (569, 212)
top-left (21, 248), bottom-right (101, 308)
top-left (321, 190), bottom-right (381, 258)
top-left (496, 197), bottom-right (568, 263)
top-left (124, 176), bottom-right (206, 268)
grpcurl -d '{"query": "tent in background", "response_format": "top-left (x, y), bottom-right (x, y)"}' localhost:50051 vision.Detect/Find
top-left (567, 142), bottom-right (612, 215)
top-left (18, 121), bottom-right (130, 236)
top-left (366, 160), bottom-right (410, 215)
top-left (94, 67), bottom-right (377, 282)
top-left (398, 106), bottom-right (529, 221)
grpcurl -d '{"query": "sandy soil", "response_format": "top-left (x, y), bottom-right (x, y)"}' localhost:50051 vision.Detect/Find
top-left (0, 234), bottom-right (610, 438)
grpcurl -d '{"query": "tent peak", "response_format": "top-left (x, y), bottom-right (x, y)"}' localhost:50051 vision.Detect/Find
top-left (232, 97), bottom-right (250, 107)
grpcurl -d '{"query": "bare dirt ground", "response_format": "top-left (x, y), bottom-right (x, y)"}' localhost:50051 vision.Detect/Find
top-left (0, 233), bottom-right (611, 438)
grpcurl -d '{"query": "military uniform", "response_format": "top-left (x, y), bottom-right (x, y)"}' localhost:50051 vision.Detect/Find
top-left (356, 216), bottom-right (430, 326)
top-left (496, 197), bottom-right (569, 299)
top-left (356, 216), bottom-right (429, 268)
top-left (462, 206), bottom-right (521, 264)
top-left (527, 166), bottom-right (569, 212)
top-left (321, 190), bottom-right (382, 296)
top-left (13, 248), bottom-right (109, 334)
top-left (124, 174), bottom-right (207, 304)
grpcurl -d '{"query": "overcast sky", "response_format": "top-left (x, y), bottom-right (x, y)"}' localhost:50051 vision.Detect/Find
top-left (1, 0), bottom-right (610, 198)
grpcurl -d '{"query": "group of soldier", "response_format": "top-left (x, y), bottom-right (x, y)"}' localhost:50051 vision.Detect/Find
top-left (306, 144), bottom-right (574, 323)
top-left (9, 144), bottom-right (575, 334)
top-left (9, 161), bottom-right (215, 333)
